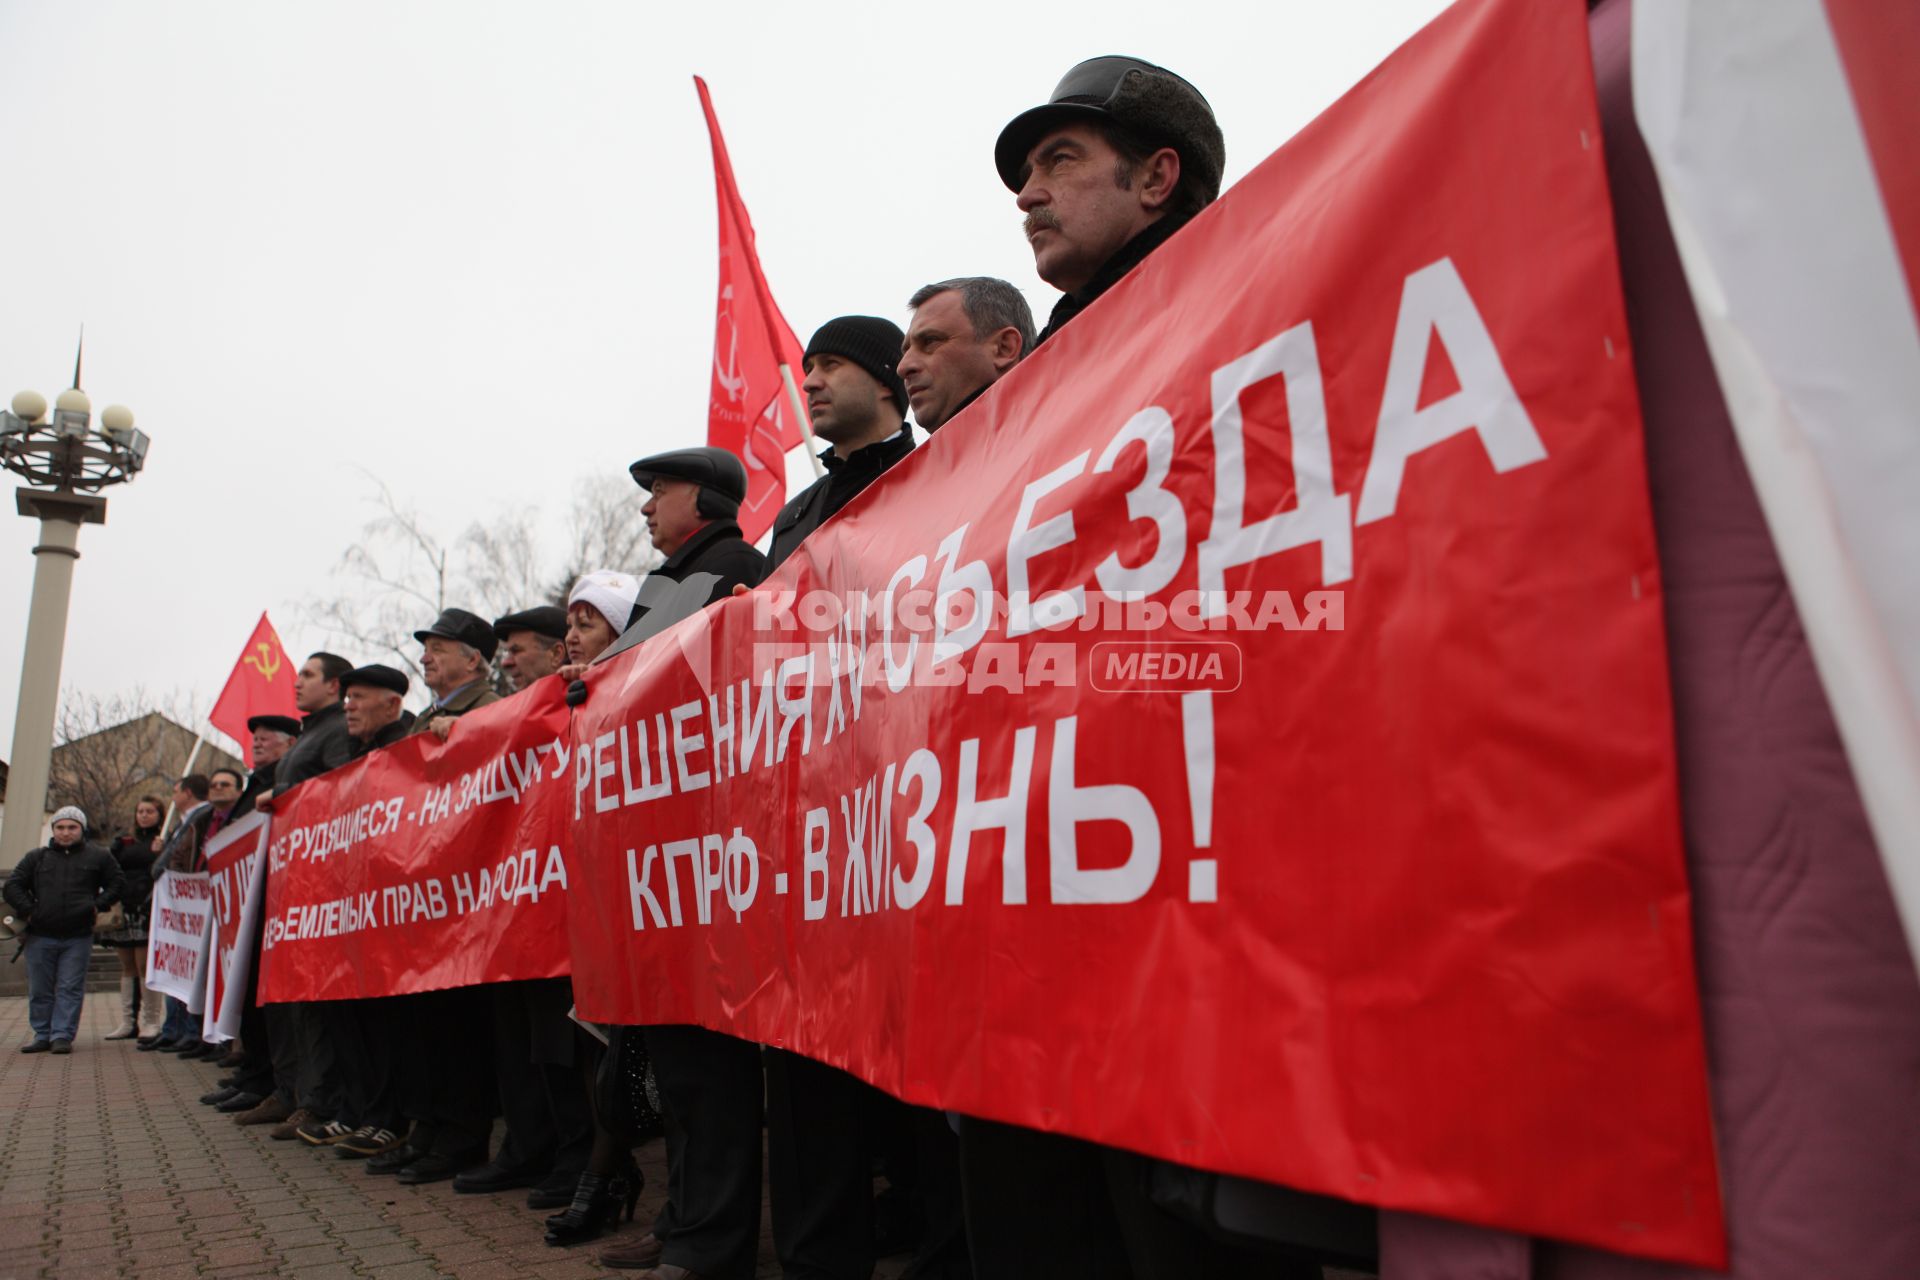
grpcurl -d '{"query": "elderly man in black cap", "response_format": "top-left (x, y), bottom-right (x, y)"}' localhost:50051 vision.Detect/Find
top-left (359, 621), bottom-right (502, 1185)
top-left (412, 608), bottom-right (502, 737)
top-left (297, 663), bottom-right (418, 1156)
top-left (998, 56), bottom-right (1224, 346)
top-left (495, 606), bottom-right (569, 693)
top-left (575, 444), bottom-right (765, 1276)
top-left (452, 603), bottom-right (594, 1207)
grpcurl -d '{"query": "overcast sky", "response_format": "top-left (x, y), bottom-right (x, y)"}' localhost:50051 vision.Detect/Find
top-left (0, 0), bottom-right (1449, 756)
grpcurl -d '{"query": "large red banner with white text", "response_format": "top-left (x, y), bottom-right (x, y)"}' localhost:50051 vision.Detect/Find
top-left (252, 0), bottom-right (1724, 1262)
top-left (258, 682), bottom-right (574, 1002)
top-left (556, 0), bottom-right (1723, 1265)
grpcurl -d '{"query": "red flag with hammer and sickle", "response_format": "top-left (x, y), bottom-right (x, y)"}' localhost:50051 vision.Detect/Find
top-left (697, 75), bottom-right (808, 543)
top-left (208, 612), bottom-right (299, 765)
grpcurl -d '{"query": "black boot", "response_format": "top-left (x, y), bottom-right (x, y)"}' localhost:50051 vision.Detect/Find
top-left (542, 1162), bottom-right (641, 1247)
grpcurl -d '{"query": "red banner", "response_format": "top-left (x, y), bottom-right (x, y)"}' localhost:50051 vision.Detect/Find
top-left (698, 75), bottom-right (808, 542)
top-left (554, 0), bottom-right (1722, 1266)
top-left (209, 612), bottom-right (300, 765)
top-left (203, 812), bottom-right (269, 1042)
top-left (257, 682), bottom-right (574, 1002)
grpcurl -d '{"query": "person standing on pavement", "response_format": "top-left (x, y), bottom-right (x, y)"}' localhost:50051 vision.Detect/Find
top-left (213, 715), bottom-right (302, 1121)
top-left (99, 795), bottom-right (164, 1041)
top-left (7, 806), bottom-right (125, 1055)
top-left (363, 611), bottom-right (502, 1186)
top-left (754, 316), bottom-right (947, 1280)
top-left (142, 774), bottom-right (208, 1052)
top-left (300, 663), bottom-right (420, 1158)
top-left (160, 768), bottom-right (244, 1062)
top-left (246, 653), bottom-right (359, 1140)
top-left (579, 447), bottom-right (765, 1275)
top-left (453, 604), bottom-right (596, 1214)
top-left (968, 55), bottom-right (1352, 1280)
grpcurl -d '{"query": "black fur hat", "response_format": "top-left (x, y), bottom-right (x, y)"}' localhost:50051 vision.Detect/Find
top-left (995, 56), bottom-right (1225, 207)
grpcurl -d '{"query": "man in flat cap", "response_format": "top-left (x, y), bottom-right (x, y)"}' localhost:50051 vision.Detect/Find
top-left (412, 608), bottom-right (502, 739)
top-left (302, 664), bottom-right (419, 1160)
top-left (494, 606), bottom-right (569, 694)
top-left (589, 444), bottom-right (766, 1278)
top-left (340, 664), bottom-right (415, 756)
top-left (362, 618), bottom-right (502, 1185)
top-left (998, 55), bottom-right (1224, 346)
top-left (453, 603), bottom-right (592, 1208)
top-left (218, 711), bottom-right (305, 1126)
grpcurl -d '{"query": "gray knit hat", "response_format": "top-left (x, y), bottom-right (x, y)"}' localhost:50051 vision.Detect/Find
top-left (50, 805), bottom-right (87, 829)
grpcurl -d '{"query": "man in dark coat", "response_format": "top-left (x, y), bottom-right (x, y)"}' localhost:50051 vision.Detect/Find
top-left (216, 713), bottom-right (306, 1120)
top-left (590, 444), bottom-right (766, 1279)
top-left (6, 806), bottom-right (123, 1054)
top-left (898, 277), bottom-right (1035, 433)
top-left (758, 316), bottom-right (954, 1280)
top-left (765, 315), bottom-right (917, 569)
top-left (455, 604), bottom-right (595, 1209)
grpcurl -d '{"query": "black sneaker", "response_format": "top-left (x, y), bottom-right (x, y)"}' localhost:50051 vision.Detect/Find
top-left (297, 1118), bottom-right (354, 1147)
top-left (201, 1087), bottom-right (240, 1106)
top-left (335, 1126), bottom-right (404, 1158)
top-left (216, 1092), bottom-right (265, 1114)
top-left (19, 1041), bottom-right (50, 1055)
top-left (49, 1041), bottom-right (71, 1055)
top-left (364, 1143), bottom-right (428, 1176)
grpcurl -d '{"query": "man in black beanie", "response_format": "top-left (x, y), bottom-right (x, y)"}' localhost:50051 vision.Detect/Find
top-left (768, 315), bottom-right (916, 566)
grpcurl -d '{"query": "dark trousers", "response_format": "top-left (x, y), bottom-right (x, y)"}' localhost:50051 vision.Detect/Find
top-left (296, 1002), bottom-right (343, 1118)
top-left (958, 1121), bottom-right (1304, 1280)
top-left (327, 998), bottom-right (400, 1130)
top-left (958, 1120), bottom-right (1130, 1280)
top-left (765, 1048), bottom-right (876, 1280)
top-left (491, 978), bottom-right (592, 1176)
top-left (265, 1003), bottom-right (302, 1107)
top-left (876, 1101), bottom-right (970, 1279)
top-left (646, 1024), bottom-right (764, 1280)
top-left (396, 987), bottom-right (495, 1155)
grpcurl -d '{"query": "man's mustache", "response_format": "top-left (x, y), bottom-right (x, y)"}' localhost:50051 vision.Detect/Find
top-left (1024, 208), bottom-right (1062, 237)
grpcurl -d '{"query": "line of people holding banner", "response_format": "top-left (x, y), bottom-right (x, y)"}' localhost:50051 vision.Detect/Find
top-left (50, 56), bottom-right (1377, 1280)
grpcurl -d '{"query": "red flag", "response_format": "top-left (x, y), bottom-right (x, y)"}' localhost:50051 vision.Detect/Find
top-left (208, 612), bottom-right (299, 765)
top-left (696, 75), bottom-right (808, 542)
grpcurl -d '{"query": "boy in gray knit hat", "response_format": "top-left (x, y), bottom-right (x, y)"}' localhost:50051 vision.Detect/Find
top-left (4, 806), bottom-right (123, 1054)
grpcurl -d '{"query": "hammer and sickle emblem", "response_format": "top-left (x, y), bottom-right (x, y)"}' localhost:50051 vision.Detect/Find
top-left (243, 642), bottom-right (283, 682)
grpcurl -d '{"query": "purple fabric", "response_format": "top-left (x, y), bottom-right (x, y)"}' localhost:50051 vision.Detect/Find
top-left (1381, 3), bottom-right (1920, 1277)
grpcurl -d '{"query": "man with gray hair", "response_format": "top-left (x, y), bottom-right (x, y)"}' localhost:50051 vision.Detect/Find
top-left (898, 276), bottom-right (1036, 432)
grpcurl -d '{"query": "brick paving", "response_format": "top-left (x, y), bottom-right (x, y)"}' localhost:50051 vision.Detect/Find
top-left (0, 994), bottom-right (911, 1279)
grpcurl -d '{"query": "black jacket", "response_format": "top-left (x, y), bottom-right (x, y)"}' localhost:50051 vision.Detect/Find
top-left (601, 519), bottom-right (769, 665)
top-left (5, 840), bottom-right (125, 939)
top-left (1035, 216), bottom-right (1184, 348)
top-left (273, 701), bottom-right (356, 796)
top-left (350, 709), bottom-right (417, 760)
top-left (110, 824), bottom-right (163, 912)
top-left (767, 428), bottom-right (917, 571)
top-left (236, 758), bottom-right (278, 819)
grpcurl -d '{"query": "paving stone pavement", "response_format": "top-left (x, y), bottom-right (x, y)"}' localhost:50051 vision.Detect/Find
top-left (0, 995), bottom-right (910, 1279)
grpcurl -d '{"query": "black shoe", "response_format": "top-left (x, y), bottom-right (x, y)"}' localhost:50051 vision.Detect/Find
top-left (216, 1075), bottom-right (239, 1088)
top-left (525, 1169), bottom-right (581, 1210)
top-left (200, 1087), bottom-right (240, 1106)
top-left (365, 1143), bottom-right (429, 1176)
top-left (155, 1038), bottom-right (188, 1053)
top-left (215, 1052), bottom-right (246, 1069)
top-left (20, 1041), bottom-right (50, 1054)
top-left (178, 1042), bottom-right (216, 1060)
top-left (452, 1159), bottom-right (542, 1195)
top-left (50, 1040), bottom-right (71, 1055)
top-left (396, 1149), bottom-right (485, 1186)
top-left (216, 1091), bottom-right (265, 1114)
top-left (543, 1164), bottom-right (642, 1246)
top-left (136, 1037), bottom-right (162, 1051)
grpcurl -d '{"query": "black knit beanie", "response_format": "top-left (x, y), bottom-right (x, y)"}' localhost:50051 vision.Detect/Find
top-left (804, 316), bottom-right (908, 418)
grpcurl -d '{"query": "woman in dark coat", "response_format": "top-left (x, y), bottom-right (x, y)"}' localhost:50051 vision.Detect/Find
top-left (100, 795), bottom-right (163, 1041)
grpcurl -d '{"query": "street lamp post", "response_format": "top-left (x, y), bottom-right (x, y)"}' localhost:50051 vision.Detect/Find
top-left (0, 362), bottom-right (150, 869)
